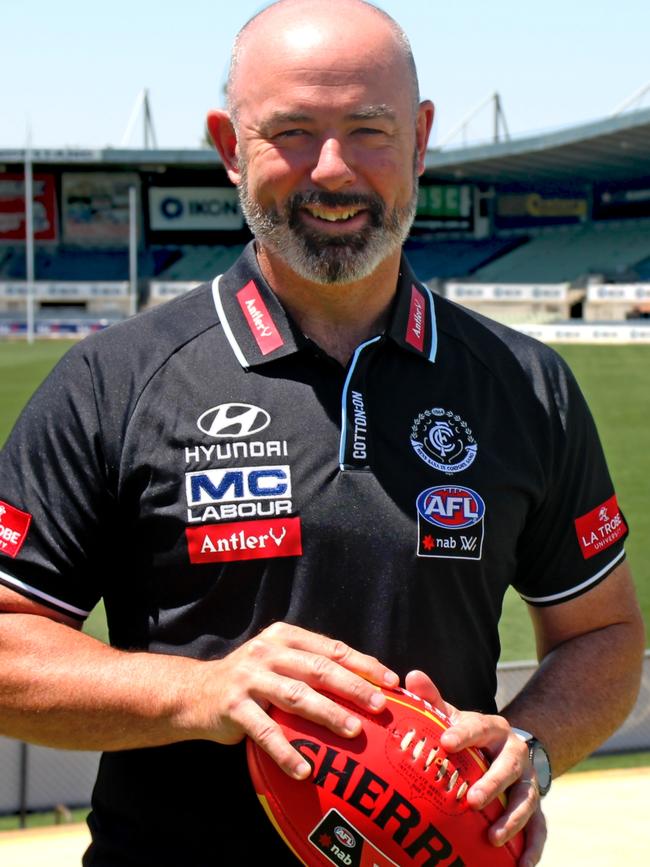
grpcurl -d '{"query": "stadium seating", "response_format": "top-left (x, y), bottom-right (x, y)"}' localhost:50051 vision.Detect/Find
top-left (403, 236), bottom-right (526, 282)
top-left (633, 255), bottom-right (650, 281)
top-left (470, 220), bottom-right (650, 284)
top-left (154, 244), bottom-right (247, 281)
top-left (0, 247), bottom-right (180, 281)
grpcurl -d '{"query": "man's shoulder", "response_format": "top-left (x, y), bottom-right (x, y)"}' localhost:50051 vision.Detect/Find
top-left (68, 281), bottom-right (220, 377)
top-left (433, 292), bottom-right (574, 404)
top-left (96, 280), bottom-right (216, 350)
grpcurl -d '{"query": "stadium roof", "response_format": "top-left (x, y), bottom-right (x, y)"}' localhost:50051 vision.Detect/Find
top-left (425, 106), bottom-right (650, 186)
top-left (2, 106), bottom-right (650, 189)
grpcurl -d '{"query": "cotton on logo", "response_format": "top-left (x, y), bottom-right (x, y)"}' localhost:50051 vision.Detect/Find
top-left (197, 403), bottom-right (270, 438)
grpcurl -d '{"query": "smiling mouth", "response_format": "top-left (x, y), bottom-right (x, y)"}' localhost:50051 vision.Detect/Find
top-left (302, 204), bottom-right (366, 223)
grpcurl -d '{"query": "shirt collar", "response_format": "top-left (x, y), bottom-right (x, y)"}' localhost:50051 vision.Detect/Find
top-left (212, 240), bottom-right (437, 369)
top-left (386, 255), bottom-right (438, 363)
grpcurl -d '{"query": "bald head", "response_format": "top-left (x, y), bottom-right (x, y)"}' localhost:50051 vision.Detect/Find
top-left (226, 0), bottom-right (420, 122)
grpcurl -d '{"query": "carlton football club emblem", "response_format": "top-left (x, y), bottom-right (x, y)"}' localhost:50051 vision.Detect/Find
top-left (410, 407), bottom-right (477, 474)
top-left (416, 485), bottom-right (485, 560)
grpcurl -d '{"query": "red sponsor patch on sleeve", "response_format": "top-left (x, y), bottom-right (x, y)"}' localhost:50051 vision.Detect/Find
top-left (574, 495), bottom-right (627, 560)
top-left (0, 500), bottom-right (32, 559)
top-left (186, 517), bottom-right (302, 564)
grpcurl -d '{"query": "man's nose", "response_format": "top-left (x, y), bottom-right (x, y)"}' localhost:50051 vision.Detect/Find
top-left (310, 137), bottom-right (356, 190)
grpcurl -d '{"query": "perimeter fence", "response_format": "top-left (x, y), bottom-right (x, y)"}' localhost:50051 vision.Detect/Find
top-left (1, 653), bottom-right (649, 822)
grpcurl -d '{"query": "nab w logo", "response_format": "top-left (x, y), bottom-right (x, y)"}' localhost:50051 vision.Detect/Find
top-left (186, 466), bottom-right (291, 506)
top-left (197, 403), bottom-right (271, 438)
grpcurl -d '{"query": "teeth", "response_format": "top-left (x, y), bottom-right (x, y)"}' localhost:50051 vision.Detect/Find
top-left (307, 206), bottom-right (361, 222)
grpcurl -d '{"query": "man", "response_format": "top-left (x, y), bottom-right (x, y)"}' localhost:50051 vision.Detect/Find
top-left (0, 1), bottom-right (644, 865)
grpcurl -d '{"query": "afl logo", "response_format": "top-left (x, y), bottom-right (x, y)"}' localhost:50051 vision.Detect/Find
top-left (410, 407), bottom-right (477, 473)
top-left (417, 486), bottom-right (485, 529)
top-left (334, 826), bottom-right (356, 849)
top-left (197, 403), bottom-right (271, 438)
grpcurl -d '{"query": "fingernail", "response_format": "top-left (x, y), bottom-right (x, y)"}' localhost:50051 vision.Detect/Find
top-left (470, 786), bottom-right (486, 808)
top-left (344, 716), bottom-right (362, 735)
top-left (370, 690), bottom-right (385, 709)
top-left (294, 761), bottom-right (311, 780)
top-left (442, 732), bottom-right (459, 749)
top-left (383, 671), bottom-right (399, 687)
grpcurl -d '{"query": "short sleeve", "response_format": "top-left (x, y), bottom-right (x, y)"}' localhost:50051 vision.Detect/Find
top-left (0, 345), bottom-right (109, 621)
top-left (513, 352), bottom-right (628, 606)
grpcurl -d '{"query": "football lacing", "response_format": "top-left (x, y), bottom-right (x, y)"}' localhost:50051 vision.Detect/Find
top-left (398, 728), bottom-right (469, 800)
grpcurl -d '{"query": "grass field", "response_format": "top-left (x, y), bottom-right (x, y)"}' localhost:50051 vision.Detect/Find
top-left (1, 338), bottom-right (649, 660)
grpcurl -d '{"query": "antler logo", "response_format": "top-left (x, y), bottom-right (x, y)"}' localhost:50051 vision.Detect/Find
top-left (197, 403), bottom-right (271, 438)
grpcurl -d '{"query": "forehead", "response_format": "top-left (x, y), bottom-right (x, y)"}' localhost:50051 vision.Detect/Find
top-left (232, 18), bottom-right (413, 119)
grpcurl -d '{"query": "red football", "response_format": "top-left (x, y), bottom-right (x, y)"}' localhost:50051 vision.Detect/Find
top-left (247, 686), bottom-right (524, 866)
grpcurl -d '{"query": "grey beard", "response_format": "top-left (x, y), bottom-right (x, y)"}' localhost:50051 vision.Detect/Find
top-left (237, 165), bottom-right (418, 285)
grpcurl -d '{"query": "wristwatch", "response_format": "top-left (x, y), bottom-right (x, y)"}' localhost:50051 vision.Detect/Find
top-left (511, 728), bottom-right (552, 796)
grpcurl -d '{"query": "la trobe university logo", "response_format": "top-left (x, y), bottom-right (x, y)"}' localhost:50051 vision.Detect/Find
top-left (197, 403), bottom-right (271, 438)
top-left (410, 407), bottom-right (477, 474)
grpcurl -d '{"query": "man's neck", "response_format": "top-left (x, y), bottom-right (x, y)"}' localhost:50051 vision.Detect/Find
top-left (255, 244), bottom-right (401, 365)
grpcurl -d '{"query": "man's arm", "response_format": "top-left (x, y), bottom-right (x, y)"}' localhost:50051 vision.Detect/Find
top-left (405, 560), bottom-right (645, 866)
top-left (0, 584), bottom-right (399, 780)
top-left (501, 559), bottom-right (645, 775)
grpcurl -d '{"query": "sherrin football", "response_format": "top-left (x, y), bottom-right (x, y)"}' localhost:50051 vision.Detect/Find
top-left (247, 686), bottom-right (524, 866)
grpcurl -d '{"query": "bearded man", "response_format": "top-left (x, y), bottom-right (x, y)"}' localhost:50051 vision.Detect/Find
top-left (0, 2), bottom-right (644, 866)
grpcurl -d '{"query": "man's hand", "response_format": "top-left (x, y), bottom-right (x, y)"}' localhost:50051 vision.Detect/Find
top-left (404, 670), bottom-right (547, 867)
top-left (188, 622), bottom-right (400, 780)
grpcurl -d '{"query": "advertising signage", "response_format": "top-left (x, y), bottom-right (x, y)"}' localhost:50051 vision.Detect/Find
top-left (62, 173), bottom-right (140, 244)
top-left (495, 191), bottom-right (588, 228)
top-left (415, 184), bottom-right (472, 231)
top-left (148, 187), bottom-right (243, 232)
top-left (594, 187), bottom-right (650, 220)
top-left (0, 173), bottom-right (58, 242)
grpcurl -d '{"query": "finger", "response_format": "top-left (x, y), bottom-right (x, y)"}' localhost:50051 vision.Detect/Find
top-left (254, 670), bottom-right (369, 738)
top-left (517, 805), bottom-right (547, 867)
top-left (263, 623), bottom-right (399, 689)
top-left (437, 720), bottom-right (527, 808)
top-left (466, 738), bottom-right (529, 810)
top-left (439, 709), bottom-right (510, 764)
top-left (237, 698), bottom-right (315, 780)
top-left (488, 777), bottom-right (540, 846)
top-left (404, 670), bottom-right (457, 716)
top-left (253, 627), bottom-right (397, 714)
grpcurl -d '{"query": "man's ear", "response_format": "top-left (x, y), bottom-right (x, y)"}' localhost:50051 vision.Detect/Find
top-left (415, 100), bottom-right (435, 176)
top-left (206, 110), bottom-right (240, 185)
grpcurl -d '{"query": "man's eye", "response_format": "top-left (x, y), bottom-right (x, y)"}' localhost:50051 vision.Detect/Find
top-left (275, 129), bottom-right (309, 139)
top-left (354, 127), bottom-right (386, 136)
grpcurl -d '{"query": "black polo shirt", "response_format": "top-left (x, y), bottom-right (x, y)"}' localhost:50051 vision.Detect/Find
top-left (0, 241), bottom-right (627, 865)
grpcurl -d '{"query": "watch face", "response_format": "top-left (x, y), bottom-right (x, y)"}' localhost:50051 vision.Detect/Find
top-left (532, 742), bottom-right (552, 794)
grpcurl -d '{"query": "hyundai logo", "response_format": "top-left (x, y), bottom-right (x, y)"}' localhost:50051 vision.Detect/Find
top-left (197, 403), bottom-right (271, 438)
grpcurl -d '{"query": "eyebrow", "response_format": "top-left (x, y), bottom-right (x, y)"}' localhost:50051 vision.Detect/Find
top-left (348, 105), bottom-right (397, 122)
top-left (260, 104), bottom-right (397, 131)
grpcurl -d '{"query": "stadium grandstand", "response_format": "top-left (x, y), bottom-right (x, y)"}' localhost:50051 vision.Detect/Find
top-left (2, 102), bottom-right (650, 340)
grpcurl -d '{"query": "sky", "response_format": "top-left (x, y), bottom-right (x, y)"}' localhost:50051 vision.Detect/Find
top-left (2, 0), bottom-right (649, 152)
